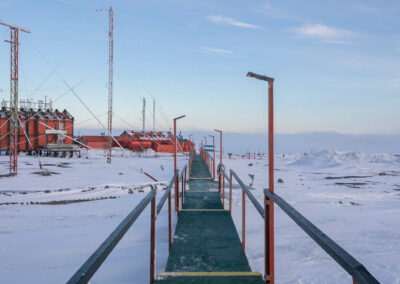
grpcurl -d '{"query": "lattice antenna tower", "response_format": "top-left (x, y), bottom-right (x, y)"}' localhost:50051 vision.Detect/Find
top-left (153, 99), bottom-right (155, 132)
top-left (0, 20), bottom-right (31, 175)
top-left (107, 7), bottom-right (114, 163)
top-left (142, 98), bottom-right (146, 132)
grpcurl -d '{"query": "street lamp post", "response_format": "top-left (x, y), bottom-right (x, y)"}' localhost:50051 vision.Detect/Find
top-left (189, 134), bottom-right (194, 153)
top-left (209, 134), bottom-right (215, 180)
top-left (247, 71), bottom-right (274, 284)
top-left (214, 129), bottom-right (222, 192)
top-left (173, 115), bottom-right (185, 211)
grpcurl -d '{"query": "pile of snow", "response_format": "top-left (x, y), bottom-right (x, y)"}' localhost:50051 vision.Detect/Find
top-left (288, 150), bottom-right (399, 169)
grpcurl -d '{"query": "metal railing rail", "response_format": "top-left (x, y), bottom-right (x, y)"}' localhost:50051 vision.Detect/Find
top-left (179, 165), bottom-right (187, 209)
top-left (67, 163), bottom-right (191, 284)
top-left (263, 188), bottom-right (379, 284)
top-left (157, 169), bottom-right (178, 251)
top-left (200, 148), bottom-right (214, 178)
top-left (229, 168), bottom-right (379, 284)
top-left (67, 190), bottom-right (157, 284)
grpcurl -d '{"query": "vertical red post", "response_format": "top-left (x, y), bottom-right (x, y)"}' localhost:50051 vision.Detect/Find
top-left (173, 115), bottom-right (185, 211)
top-left (181, 174), bottom-right (184, 208)
top-left (242, 188), bottom-right (246, 251)
top-left (174, 119), bottom-right (178, 211)
top-left (265, 81), bottom-right (274, 283)
top-left (247, 72), bottom-right (274, 283)
top-left (184, 167), bottom-right (187, 198)
top-left (150, 195), bottom-right (156, 284)
top-left (168, 187), bottom-right (172, 250)
top-left (212, 135), bottom-right (215, 180)
top-left (222, 172), bottom-right (225, 208)
top-left (229, 171), bottom-right (233, 214)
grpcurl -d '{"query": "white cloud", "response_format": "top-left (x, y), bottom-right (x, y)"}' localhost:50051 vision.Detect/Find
top-left (292, 23), bottom-right (356, 44)
top-left (198, 47), bottom-right (233, 54)
top-left (207, 15), bottom-right (263, 29)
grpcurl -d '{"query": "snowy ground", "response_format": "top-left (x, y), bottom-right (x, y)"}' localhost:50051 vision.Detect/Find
top-left (225, 151), bottom-right (400, 283)
top-left (0, 149), bottom-right (399, 283)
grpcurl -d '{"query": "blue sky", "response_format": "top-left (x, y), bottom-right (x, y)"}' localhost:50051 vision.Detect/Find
top-left (0, 0), bottom-right (399, 135)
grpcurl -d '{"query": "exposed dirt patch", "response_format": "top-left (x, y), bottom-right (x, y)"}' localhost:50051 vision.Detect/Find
top-left (32, 171), bottom-right (60, 176)
top-left (57, 162), bottom-right (72, 168)
top-left (378, 171), bottom-right (400, 176)
top-left (0, 173), bottom-right (16, 178)
top-left (325, 175), bottom-right (372, 180)
top-left (334, 182), bottom-right (368, 189)
top-left (0, 196), bottom-right (118, 206)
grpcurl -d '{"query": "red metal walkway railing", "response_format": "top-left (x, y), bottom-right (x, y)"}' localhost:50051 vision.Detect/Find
top-left (223, 168), bottom-right (379, 284)
top-left (67, 162), bottom-right (191, 284)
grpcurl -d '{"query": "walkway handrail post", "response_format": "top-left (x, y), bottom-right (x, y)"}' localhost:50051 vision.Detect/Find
top-left (214, 129), bottom-right (222, 193)
top-left (173, 115), bottom-right (185, 212)
top-left (229, 171), bottom-right (232, 214)
top-left (175, 171), bottom-right (179, 211)
top-left (222, 170), bottom-right (225, 208)
top-left (66, 190), bottom-right (157, 284)
top-left (150, 193), bottom-right (156, 284)
top-left (168, 179), bottom-right (172, 249)
top-left (242, 184), bottom-right (246, 251)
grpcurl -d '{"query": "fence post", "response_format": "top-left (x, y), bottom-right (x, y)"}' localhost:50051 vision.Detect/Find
top-left (150, 195), bottom-right (156, 284)
top-left (218, 173), bottom-right (221, 193)
top-left (242, 188), bottom-right (246, 251)
top-left (229, 171), bottom-right (232, 214)
top-left (184, 167), bottom-right (187, 199)
top-left (181, 174), bottom-right (184, 208)
top-left (168, 188), bottom-right (172, 250)
top-left (175, 171), bottom-right (179, 211)
top-left (264, 196), bottom-right (274, 283)
top-left (222, 172), bottom-right (225, 208)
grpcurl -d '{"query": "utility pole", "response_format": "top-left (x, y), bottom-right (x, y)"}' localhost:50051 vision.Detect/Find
top-left (0, 20), bottom-right (31, 175)
top-left (142, 98), bottom-right (146, 132)
top-left (106, 7), bottom-right (114, 164)
top-left (153, 99), bottom-right (155, 132)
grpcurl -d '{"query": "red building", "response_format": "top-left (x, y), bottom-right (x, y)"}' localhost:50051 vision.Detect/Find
top-left (79, 130), bottom-right (194, 153)
top-left (0, 105), bottom-right (74, 153)
top-left (78, 135), bottom-right (108, 149)
top-left (118, 130), bottom-right (193, 153)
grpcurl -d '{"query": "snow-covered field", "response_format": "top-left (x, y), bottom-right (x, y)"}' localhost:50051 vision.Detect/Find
top-left (0, 149), bottom-right (399, 283)
top-left (225, 151), bottom-right (400, 283)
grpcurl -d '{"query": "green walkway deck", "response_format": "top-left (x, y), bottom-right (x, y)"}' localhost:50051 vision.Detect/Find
top-left (156, 155), bottom-right (264, 283)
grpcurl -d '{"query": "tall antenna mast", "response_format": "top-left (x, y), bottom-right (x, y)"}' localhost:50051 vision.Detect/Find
top-left (142, 98), bottom-right (146, 132)
top-left (107, 7), bottom-right (114, 164)
top-left (153, 99), bottom-right (155, 132)
top-left (0, 20), bottom-right (31, 175)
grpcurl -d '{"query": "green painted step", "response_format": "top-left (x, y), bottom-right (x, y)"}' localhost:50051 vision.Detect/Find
top-left (156, 275), bottom-right (264, 283)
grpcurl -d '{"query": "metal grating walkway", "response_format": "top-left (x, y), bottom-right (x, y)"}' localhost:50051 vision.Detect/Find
top-left (156, 155), bottom-right (264, 283)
